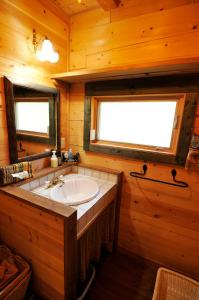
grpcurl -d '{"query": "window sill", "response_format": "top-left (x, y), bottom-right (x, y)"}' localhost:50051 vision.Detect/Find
top-left (87, 142), bottom-right (184, 165)
top-left (91, 141), bottom-right (175, 156)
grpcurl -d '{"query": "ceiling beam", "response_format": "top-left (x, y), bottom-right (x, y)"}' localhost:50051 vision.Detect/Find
top-left (39, 0), bottom-right (69, 24)
top-left (97, 0), bottom-right (120, 11)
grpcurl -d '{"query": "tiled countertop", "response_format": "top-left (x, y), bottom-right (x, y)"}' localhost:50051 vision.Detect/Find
top-left (24, 166), bottom-right (118, 234)
top-left (0, 164), bottom-right (120, 223)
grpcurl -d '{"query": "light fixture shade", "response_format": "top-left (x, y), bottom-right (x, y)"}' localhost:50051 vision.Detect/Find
top-left (36, 38), bottom-right (59, 63)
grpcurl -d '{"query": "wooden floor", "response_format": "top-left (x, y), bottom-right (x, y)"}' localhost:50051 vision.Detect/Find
top-left (85, 252), bottom-right (160, 300)
top-left (27, 252), bottom-right (159, 300)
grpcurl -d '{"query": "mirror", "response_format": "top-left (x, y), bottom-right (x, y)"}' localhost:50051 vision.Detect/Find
top-left (4, 77), bottom-right (60, 163)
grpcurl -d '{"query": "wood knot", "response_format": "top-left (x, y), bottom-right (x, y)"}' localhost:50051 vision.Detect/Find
top-left (192, 24), bottom-right (198, 30)
top-left (153, 214), bottom-right (160, 219)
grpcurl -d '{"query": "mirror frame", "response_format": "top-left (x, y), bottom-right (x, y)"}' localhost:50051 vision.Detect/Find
top-left (4, 77), bottom-right (61, 164)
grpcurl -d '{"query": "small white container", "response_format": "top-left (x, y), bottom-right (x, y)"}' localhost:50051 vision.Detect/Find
top-left (51, 150), bottom-right (58, 168)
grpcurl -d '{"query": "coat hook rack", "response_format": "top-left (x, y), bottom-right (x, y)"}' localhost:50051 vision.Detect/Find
top-left (130, 165), bottom-right (188, 188)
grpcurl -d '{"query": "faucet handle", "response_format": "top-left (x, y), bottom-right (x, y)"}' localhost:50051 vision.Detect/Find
top-left (58, 175), bottom-right (65, 182)
top-left (44, 180), bottom-right (51, 188)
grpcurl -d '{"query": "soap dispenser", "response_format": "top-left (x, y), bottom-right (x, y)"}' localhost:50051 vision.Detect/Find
top-left (68, 148), bottom-right (74, 162)
top-left (51, 150), bottom-right (58, 168)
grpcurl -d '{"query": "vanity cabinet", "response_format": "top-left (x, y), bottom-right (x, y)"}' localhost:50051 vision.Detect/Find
top-left (0, 163), bottom-right (122, 299)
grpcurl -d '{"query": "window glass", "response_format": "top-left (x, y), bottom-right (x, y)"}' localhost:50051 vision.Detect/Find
top-left (15, 102), bottom-right (49, 134)
top-left (97, 101), bottom-right (177, 148)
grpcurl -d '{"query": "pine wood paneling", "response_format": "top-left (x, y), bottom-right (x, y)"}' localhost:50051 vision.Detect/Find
top-left (69, 2), bottom-right (199, 70)
top-left (0, 193), bottom-right (65, 299)
top-left (69, 0), bottom-right (199, 278)
top-left (0, 0), bottom-right (68, 86)
top-left (48, 0), bottom-right (98, 16)
top-left (68, 83), bottom-right (199, 279)
top-left (97, 0), bottom-right (120, 11)
top-left (0, 0), bottom-right (69, 165)
top-left (0, 78), bottom-right (9, 166)
top-left (17, 141), bottom-right (54, 158)
top-left (111, 0), bottom-right (194, 22)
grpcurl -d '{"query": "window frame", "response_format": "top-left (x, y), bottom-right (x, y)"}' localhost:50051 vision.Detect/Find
top-left (91, 94), bottom-right (185, 156)
top-left (14, 96), bottom-right (56, 145)
top-left (84, 76), bottom-right (197, 165)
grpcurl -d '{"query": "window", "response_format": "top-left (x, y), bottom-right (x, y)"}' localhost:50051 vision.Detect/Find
top-left (91, 95), bottom-right (184, 156)
top-left (84, 91), bottom-right (196, 165)
top-left (14, 96), bottom-right (56, 144)
top-left (15, 101), bottom-right (50, 137)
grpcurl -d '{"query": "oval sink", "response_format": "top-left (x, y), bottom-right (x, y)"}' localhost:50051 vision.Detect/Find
top-left (50, 176), bottom-right (99, 205)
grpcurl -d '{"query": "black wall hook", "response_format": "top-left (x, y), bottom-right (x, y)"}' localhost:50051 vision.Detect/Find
top-left (171, 169), bottom-right (188, 187)
top-left (131, 164), bottom-right (148, 176)
top-left (130, 165), bottom-right (189, 188)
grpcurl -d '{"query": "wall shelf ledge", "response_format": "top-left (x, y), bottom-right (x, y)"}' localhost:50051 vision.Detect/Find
top-left (51, 58), bottom-right (199, 84)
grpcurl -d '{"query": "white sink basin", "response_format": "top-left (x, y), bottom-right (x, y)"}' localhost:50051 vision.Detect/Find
top-left (50, 176), bottom-right (99, 205)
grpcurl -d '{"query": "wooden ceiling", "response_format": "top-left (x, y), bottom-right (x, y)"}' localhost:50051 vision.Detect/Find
top-left (48, 0), bottom-right (99, 15)
top-left (46, 0), bottom-right (120, 16)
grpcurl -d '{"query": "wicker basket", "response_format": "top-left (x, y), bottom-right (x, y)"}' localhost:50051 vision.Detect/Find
top-left (152, 268), bottom-right (199, 300)
top-left (0, 246), bottom-right (30, 300)
top-left (3, 272), bottom-right (31, 300)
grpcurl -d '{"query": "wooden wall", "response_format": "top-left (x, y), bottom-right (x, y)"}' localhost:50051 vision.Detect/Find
top-left (17, 141), bottom-right (54, 158)
top-left (67, 1), bottom-right (199, 279)
top-left (0, 0), bottom-right (69, 86)
top-left (0, 78), bottom-right (9, 165)
top-left (69, 0), bottom-right (199, 70)
top-left (67, 83), bottom-right (199, 279)
top-left (0, 0), bottom-right (69, 165)
top-left (0, 193), bottom-right (65, 299)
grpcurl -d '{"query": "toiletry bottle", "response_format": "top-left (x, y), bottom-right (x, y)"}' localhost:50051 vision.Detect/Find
top-left (64, 151), bottom-right (69, 162)
top-left (51, 150), bottom-right (58, 168)
top-left (68, 148), bottom-right (74, 162)
top-left (57, 150), bottom-right (62, 166)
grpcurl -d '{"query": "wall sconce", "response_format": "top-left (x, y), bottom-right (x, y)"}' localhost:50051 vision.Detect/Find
top-left (32, 29), bottom-right (59, 63)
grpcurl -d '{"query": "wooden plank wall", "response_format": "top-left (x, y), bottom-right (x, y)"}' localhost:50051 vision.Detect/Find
top-left (0, 0), bottom-right (68, 86)
top-left (68, 83), bottom-right (199, 280)
top-left (0, 0), bottom-right (69, 165)
top-left (0, 78), bottom-right (9, 165)
top-left (0, 193), bottom-right (65, 299)
top-left (18, 141), bottom-right (54, 157)
top-left (69, 0), bottom-right (199, 70)
top-left (68, 1), bottom-right (199, 278)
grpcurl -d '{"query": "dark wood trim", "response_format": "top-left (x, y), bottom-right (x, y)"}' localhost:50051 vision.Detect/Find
top-left (176, 93), bottom-right (197, 165)
top-left (64, 212), bottom-right (77, 300)
top-left (4, 77), bottom-right (18, 163)
top-left (84, 75), bottom-right (198, 165)
top-left (17, 151), bottom-right (52, 162)
top-left (4, 77), bottom-right (60, 163)
top-left (13, 82), bottom-right (57, 95)
top-left (84, 96), bottom-right (92, 151)
top-left (15, 97), bottom-right (49, 102)
top-left (56, 91), bottom-right (61, 152)
top-left (49, 95), bottom-right (56, 145)
top-left (113, 172), bottom-right (123, 252)
top-left (15, 94), bottom-right (56, 145)
top-left (16, 134), bottom-right (50, 144)
top-left (85, 74), bottom-right (199, 96)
